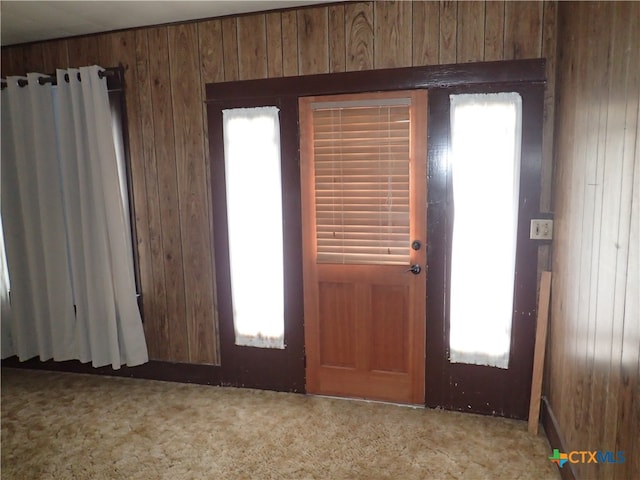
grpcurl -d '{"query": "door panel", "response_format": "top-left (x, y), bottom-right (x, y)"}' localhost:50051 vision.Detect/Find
top-left (300, 90), bottom-right (427, 405)
top-left (318, 281), bottom-right (356, 368)
top-left (371, 284), bottom-right (408, 373)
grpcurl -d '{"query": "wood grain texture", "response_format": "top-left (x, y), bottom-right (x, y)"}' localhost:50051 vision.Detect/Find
top-left (1, 48), bottom-right (16, 76)
top-left (549, 3), bottom-right (640, 479)
top-left (148, 27), bottom-right (189, 363)
top-left (371, 285), bottom-right (409, 372)
top-left (328, 4), bottom-right (346, 73)
top-left (541, 0), bottom-right (558, 214)
top-left (281, 11), bottom-right (299, 76)
top-left (528, 271), bottom-right (551, 434)
top-left (67, 35), bottom-right (100, 67)
top-left (345, 2), bottom-right (374, 71)
top-left (266, 12), bottom-right (284, 78)
top-left (537, 0), bottom-right (558, 282)
top-left (198, 20), bottom-right (225, 84)
top-left (221, 18), bottom-right (239, 81)
top-left (7, 43), bottom-right (46, 73)
top-left (374, 1), bottom-right (412, 68)
top-left (439, 1), bottom-right (458, 64)
top-left (96, 31), bottom-right (133, 69)
top-left (42, 40), bottom-right (69, 71)
top-left (318, 282), bottom-right (357, 368)
top-left (106, 29), bottom-right (157, 366)
top-left (168, 23), bottom-right (217, 365)
top-left (484, 1), bottom-right (505, 61)
top-left (504, 1), bottom-right (543, 60)
top-left (297, 7), bottom-right (329, 75)
top-left (134, 29), bottom-right (170, 361)
top-left (1, 1), bottom-right (556, 372)
top-left (237, 14), bottom-right (268, 80)
top-left (457, 1), bottom-right (484, 63)
top-left (412, 1), bottom-right (439, 67)
top-left (195, 21), bottom-right (222, 366)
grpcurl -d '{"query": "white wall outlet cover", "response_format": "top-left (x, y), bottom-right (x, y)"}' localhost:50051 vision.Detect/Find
top-left (530, 219), bottom-right (553, 240)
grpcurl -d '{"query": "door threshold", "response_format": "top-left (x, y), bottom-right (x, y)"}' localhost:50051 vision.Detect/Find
top-left (307, 393), bottom-right (424, 410)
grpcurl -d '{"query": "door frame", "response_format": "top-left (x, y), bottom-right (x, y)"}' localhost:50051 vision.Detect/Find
top-left (205, 60), bottom-right (546, 408)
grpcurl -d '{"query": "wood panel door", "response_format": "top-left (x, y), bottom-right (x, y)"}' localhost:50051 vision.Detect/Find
top-left (299, 90), bottom-right (427, 405)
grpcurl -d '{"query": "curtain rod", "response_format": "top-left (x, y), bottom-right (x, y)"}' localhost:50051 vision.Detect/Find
top-left (0, 68), bottom-right (117, 89)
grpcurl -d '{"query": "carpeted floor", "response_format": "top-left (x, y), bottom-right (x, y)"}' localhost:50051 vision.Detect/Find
top-left (1, 368), bottom-right (560, 479)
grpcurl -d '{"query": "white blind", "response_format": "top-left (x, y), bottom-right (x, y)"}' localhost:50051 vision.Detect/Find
top-left (312, 100), bottom-right (412, 265)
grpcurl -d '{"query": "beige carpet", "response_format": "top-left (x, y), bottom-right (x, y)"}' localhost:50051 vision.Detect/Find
top-left (1, 368), bottom-right (560, 479)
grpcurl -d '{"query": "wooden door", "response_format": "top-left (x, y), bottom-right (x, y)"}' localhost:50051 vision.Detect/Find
top-left (299, 90), bottom-right (427, 405)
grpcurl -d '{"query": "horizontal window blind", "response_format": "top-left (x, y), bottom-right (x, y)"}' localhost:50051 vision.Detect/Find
top-left (311, 99), bottom-right (411, 265)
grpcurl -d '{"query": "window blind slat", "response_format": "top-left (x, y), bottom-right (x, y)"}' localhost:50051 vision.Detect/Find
top-left (311, 100), bottom-right (412, 265)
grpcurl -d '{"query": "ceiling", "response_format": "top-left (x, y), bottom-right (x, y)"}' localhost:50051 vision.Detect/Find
top-left (0, 1), bottom-right (332, 46)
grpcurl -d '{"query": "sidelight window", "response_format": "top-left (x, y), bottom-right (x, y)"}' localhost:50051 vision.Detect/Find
top-left (448, 92), bottom-right (522, 369)
top-left (222, 106), bottom-right (285, 349)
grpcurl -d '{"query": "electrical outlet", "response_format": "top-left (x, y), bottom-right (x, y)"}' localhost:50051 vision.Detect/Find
top-left (530, 219), bottom-right (553, 240)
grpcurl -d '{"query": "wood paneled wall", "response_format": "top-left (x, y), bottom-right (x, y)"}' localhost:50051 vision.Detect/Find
top-left (549, 2), bottom-right (639, 479)
top-left (1, 1), bottom-right (557, 365)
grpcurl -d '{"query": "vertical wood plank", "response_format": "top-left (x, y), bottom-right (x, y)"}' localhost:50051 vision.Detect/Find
top-left (439, 1), bottom-right (457, 64)
top-left (582, 3), bottom-right (614, 461)
top-left (168, 23), bottom-right (217, 365)
top-left (42, 40), bottom-right (70, 71)
top-left (67, 35), bottom-right (100, 66)
top-left (504, 1), bottom-right (543, 60)
top-left (237, 14), bottom-right (268, 80)
top-left (604, 5), bottom-right (639, 479)
top-left (540, 0), bottom-right (558, 213)
top-left (549, 4), bottom-right (640, 480)
top-left (549, 3), bottom-right (586, 454)
top-left (484, 1), bottom-right (505, 61)
top-left (281, 11), bottom-right (299, 76)
top-left (298, 7), bottom-right (329, 75)
top-left (133, 29), bottom-right (170, 361)
top-left (199, 19), bottom-right (225, 84)
top-left (345, 2), bottom-right (374, 71)
top-left (197, 19), bottom-right (223, 365)
top-left (457, 1), bottom-right (485, 63)
top-left (11, 43), bottom-right (46, 73)
top-left (266, 12), bottom-right (284, 78)
top-left (96, 31), bottom-right (135, 71)
top-left (412, 1), bottom-right (439, 67)
top-left (537, 0), bottom-right (558, 280)
top-left (374, 1), bottom-right (412, 68)
top-left (221, 18), bottom-right (239, 81)
top-left (1, 47), bottom-right (15, 76)
top-left (148, 27), bottom-right (189, 363)
top-left (528, 271), bottom-right (551, 434)
top-left (328, 4), bottom-right (346, 73)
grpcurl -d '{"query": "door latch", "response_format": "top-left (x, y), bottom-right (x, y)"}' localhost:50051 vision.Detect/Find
top-left (406, 264), bottom-right (421, 275)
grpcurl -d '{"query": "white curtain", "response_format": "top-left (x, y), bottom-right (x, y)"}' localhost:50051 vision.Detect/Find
top-left (222, 107), bottom-right (285, 349)
top-left (448, 92), bottom-right (522, 369)
top-left (1, 66), bottom-right (148, 368)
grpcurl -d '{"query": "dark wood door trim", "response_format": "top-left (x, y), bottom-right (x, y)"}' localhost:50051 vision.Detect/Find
top-left (206, 59), bottom-right (546, 400)
top-left (206, 60), bottom-right (545, 102)
top-left (208, 96), bottom-right (305, 392)
top-left (425, 83), bottom-right (544, 419)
